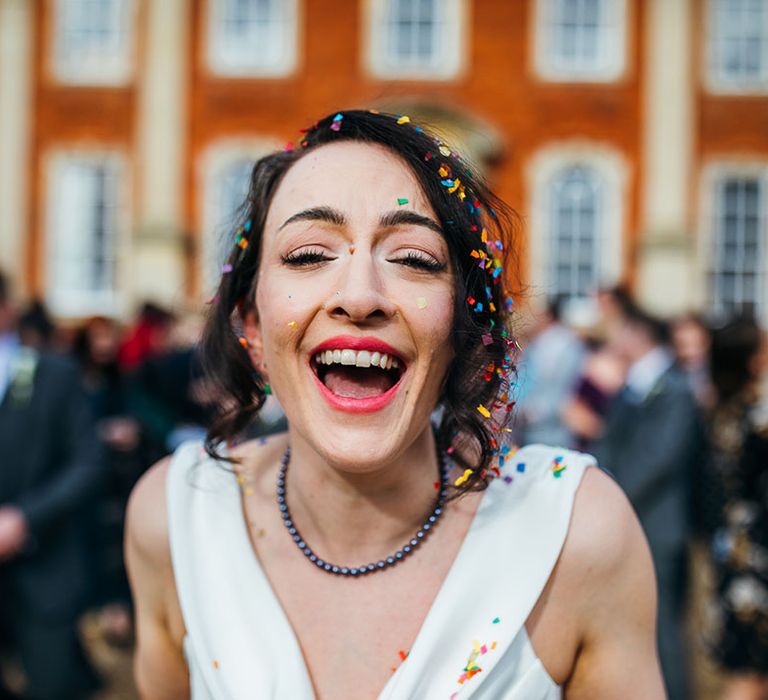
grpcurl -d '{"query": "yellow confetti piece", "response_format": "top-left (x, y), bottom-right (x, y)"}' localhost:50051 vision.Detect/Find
top-left (481, 228), bottom-right (488, 243)
top-left (438, 165), bottom-right (449, 178)
top-left (288, 321), bottom-right (297, 330)
top-left (439, 145), bottom-right (451, 156)
top-left (447, 178), bottom-right (461, 194)
top-left (477, 404), bottom-right (491, 418)
top-left (454, 468), bottom-right (473, 487)
top-left (473, 639), bottom-right (481, 654)
top-left (416, 296), bottom-right (428, 309)
top-left (396, 115), bottom-right (410, 124)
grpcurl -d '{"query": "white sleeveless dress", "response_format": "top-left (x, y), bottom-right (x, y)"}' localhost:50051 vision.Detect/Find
top-left (167, 441), bottom-right (595, 699)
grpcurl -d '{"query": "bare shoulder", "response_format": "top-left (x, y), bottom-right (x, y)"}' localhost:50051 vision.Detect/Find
top-left (566, 466), bottom-right (650, 579)
top-left (558, 466), bottom-right (664, 698)
top-left (126, 455), bottom-right (173, 567)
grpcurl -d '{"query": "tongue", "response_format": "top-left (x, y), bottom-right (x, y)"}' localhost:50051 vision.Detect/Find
top-left (323, 366), bottom-right (394, 398)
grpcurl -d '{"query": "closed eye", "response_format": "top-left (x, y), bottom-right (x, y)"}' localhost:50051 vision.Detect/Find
top-left (390, 251), bottom-right (446, 273)
top-left (281, 248), bottom-right (335, 266)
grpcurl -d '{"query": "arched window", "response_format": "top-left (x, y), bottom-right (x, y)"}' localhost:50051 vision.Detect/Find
top-left (528, 146), bottom-right (626, 311)
top-left (548, 165), bottom-right (603, 300)
top-left (200, 140), bottom-right (278, 297)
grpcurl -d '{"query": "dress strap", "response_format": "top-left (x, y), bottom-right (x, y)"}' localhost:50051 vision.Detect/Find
top-left (380, 444), bottom-right (595, 699)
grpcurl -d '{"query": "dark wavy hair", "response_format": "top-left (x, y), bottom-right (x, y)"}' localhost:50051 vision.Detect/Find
top-left (201, 109), bottom-right (519, 495)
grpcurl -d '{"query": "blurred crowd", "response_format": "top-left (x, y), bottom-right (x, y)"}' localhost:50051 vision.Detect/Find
top-left (514, 287), bottom-right (768, 700)
top-left (1, 264), bottom-right (767, 699)
top-left (0, 269), bottom-right (284, 699)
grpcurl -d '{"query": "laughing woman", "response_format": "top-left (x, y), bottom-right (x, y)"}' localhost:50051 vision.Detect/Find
top-left (126, 111), bottom-right (664, 699)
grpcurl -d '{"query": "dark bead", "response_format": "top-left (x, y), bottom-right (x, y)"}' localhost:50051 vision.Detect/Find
top-left (350, 569), bottom-right (358, 576)
top-left (428, 515), bottom-right (437, 523)
top-left (288, 527), bottom-right (297, 535)
top-left (316, 559), bottom-right (324, 567)
top-left (410, 539), bottom-right (418, 546)
top-left (298, 540), bottom-right (305, 548)
top-left (416, 531), bottom-right (425, 538)
top-left (434, 507), bottom-right (442, 516)
top-left (423, 523), bottom-right (431, 531)
top-left (303, 547), bottom-right (311, 556)
top-left (332, 566), bottom-right (340, 573)
top-left (367, 564), bottom-right (376, 572)
top-left (403, 545), bottom-right (411, 553)
top-left (395, 551), bottom-right (404, 559)
top-left (324, 564), bottom-right (332, 571)
top-left (377, 561), bottom-right (386, 569)
top-left (279, 504), bottom-right (288, 512)
top-left (276, 487), bottom-right (285, 496)
top-left (309, 554), bottom-right (317, 562)
top-left (386, 557), bottom-right (395, 565)
top-left (340, 567), bottom-right (349, 575)
top-left (293, 534), bottom-right (301, 542)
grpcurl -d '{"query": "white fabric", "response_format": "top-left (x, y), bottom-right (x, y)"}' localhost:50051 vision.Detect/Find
top-left (167, 441), bottom-right (595, 699)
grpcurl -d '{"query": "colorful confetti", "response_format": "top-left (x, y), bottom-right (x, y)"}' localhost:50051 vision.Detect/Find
top-left (397, 197), bottom-right (409, 205)
top-left (552, 455), bottom-right (567, 478)
top-left (396, 115), bottom-right (410, 125)
top-left (476, 404), bottom-right (491, 418)
top-left (288, 321), bottom-right (297, 330)
top-left (416, 296), bottom-right (428, 309)
top-left (454, 468), bottom-right (473, 487)
top-left (330, 113), bottom-right (344, 131)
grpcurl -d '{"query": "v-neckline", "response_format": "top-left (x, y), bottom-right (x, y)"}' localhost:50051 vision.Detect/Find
top-left (227, 449), bottom-right (496, 700)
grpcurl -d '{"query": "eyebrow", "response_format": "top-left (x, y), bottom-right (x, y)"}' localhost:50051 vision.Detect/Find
top-left (278, 206), bottom-right (346, 231)
top-left (278, 205), bottom-right (443, 235)
top-left (378, 210), bottom-right (443, 235)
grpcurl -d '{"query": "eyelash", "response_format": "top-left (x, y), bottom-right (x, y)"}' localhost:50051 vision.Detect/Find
top-left (281, 249), bottom-right (330, 266)
top-left (280, 248), bottom-right (446, 273)
top-left (394, 251), bottom-right (446, 273)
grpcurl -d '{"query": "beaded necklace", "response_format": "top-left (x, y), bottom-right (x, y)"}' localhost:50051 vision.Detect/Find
top-left (276, 447), bottom-right (448, 577)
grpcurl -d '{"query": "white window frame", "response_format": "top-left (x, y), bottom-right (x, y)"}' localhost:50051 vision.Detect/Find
top-left (698, 162), bottom-right (768, 322)
top-left (205, 0), bottom-right (300, 78)
top-left (44, 150), bottom-right (129, 318)
top-left (527, 143), bottom-right (627, 318)
top-left (51, 0), bottom-right (136, 86)
top-left (365, 0), bottom-right (467, 80)
top-left (704, 0), bottom-right (768, 94)
top-left (532, 0), bottom-right (628, 82)
top-left (198, 138), bottom-right (280, 297)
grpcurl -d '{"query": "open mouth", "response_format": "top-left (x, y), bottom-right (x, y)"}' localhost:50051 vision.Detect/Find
top-left (311, 349), bottom-right (404, 399)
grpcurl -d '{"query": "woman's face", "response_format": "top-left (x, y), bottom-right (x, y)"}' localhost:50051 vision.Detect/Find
top-left (247, 142), bottom-right (455, 470)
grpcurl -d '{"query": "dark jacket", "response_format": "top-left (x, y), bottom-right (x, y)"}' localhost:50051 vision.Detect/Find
top-left (0, 351), bottom-right (103, 621)
top-left (593, 364), bottom-right (702, 557)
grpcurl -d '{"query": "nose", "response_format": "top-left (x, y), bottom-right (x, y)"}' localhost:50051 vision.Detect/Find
top-left (326, 249), bottom-right (397, 324)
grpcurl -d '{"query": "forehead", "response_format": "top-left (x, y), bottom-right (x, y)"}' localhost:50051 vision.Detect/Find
top-left (266, 141), bottom-right (435, 224)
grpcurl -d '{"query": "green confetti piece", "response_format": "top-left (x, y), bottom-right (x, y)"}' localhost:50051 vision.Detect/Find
top-left (397, 197), bottom-right (409, 205)
top-left (492, 617), bottom-right (500, 624)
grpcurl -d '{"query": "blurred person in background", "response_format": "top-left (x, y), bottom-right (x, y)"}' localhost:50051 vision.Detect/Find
top-left (561, 286), bottom-right (633, 450)
top-left (73, 317), bottom-right (161, 648)
top-left (514, 295), bottom-right (586, 447)
top-left (593, 302), bottom-right (703, 700)
top-left (117, 302), bottom-right (174, 373)
top-left (673, 314), bottom-right (714, 410)
top-left (0, 270), bottom-right (102, 699)
top-left (707, 315), bottom-right (768, 700)
top-left (16, 302), bottom-right (54, 353)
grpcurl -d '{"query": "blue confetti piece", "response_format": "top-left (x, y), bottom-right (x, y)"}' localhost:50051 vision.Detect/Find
top-left (244, 220), bottom-right (252, 232)
top-left (492, 267), bottom-right (502, 279)
top-left (332, 113), bottom-right (343, 122)
top-left (441, 179), bottom-right (454, 187)
top-left (516, 462), bottom-right (526, 473)
top-left (474, 302), bottom-right (483, 312)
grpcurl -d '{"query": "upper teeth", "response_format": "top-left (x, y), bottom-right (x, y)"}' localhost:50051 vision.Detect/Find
top-left (314, 349), bottom-right (400, 370)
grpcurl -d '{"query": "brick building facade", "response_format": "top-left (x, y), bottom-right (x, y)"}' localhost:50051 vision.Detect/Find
top-left (0, 0), bottom-right (765, 323)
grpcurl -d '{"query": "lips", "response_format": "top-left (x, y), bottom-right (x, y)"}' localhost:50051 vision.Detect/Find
top-left (308, 336), bottom-right (406, 413)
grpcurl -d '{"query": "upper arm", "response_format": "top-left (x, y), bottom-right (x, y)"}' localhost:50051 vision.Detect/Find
top-left (125, 457), bottom-right (190, 700)
top-left (564, 468), bottom-right (665, 699)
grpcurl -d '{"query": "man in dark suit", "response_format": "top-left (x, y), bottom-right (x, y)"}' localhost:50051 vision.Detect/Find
top-left (0, 271), bottom-right (102, 699)
top-left (593, 304), bottom-right (701, 700)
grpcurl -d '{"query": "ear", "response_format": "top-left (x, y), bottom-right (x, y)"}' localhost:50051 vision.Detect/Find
top-left (242, 307), bottom-right (266, 371)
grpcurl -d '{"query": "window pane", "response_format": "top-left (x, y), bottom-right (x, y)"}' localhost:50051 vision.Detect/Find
top-left (711, 176), bottom-right (765, 315)
top-left (709, 0), bottom-right (768, 86)
top-left (549, 165), bottom-right (601, 299)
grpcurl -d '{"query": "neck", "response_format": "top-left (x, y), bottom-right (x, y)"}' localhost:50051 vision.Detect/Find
top-left (282, 426), bottom-right (442, 564)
